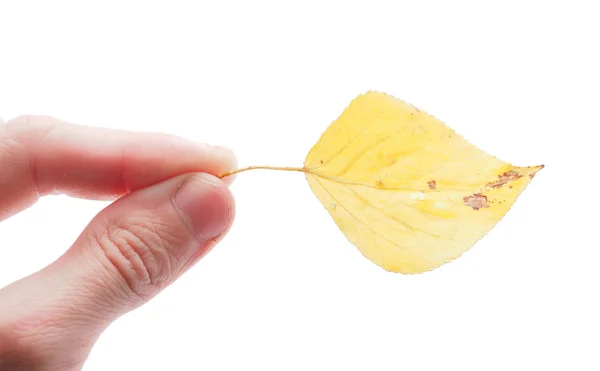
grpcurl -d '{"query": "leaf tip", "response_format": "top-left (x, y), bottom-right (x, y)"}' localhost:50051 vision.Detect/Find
top-left (527, 164), bottom-right (545, 179)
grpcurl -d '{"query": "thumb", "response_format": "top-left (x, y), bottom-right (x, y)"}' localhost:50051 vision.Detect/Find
top-left (0, 173), bottom-right (234, 367)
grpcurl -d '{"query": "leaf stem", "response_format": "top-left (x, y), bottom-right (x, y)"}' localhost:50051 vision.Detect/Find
top-left (218, 165), bottom-right (307, 179)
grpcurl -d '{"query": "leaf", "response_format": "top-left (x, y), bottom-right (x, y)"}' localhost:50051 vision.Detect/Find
top-left (219, 91), bottom-right (543, 274)
top-left (302, 91), bottom-right (543, 274)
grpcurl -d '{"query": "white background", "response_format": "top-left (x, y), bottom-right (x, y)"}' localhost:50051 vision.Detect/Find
top-left (1, 1), bottom-right (599, 370)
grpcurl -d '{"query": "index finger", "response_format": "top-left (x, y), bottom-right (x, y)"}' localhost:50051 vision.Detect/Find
top-left (0, 115), bottom-right (237, 221)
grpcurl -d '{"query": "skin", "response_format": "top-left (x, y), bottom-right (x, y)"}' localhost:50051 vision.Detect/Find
top-left (0, 115), bottom-right (237, 370)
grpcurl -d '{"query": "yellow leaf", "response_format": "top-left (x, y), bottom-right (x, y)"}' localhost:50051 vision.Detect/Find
top-left (220, 91), bottom-right (543, 274)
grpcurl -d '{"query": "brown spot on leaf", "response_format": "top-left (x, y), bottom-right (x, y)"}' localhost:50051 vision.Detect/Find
top-left (463, 193), bottom-right (489, 211)
top-left (427, 180), bottom-right (436, 190)
top-left (375, 177), bottom-right (384, 188)
top-left (487, 170), bottom-right (522, 189)
top-left (530, 164), bottom-right (545, 178)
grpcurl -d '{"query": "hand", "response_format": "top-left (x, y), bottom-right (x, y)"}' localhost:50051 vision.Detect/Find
top-left (0, 115), bottom-right (236, 370)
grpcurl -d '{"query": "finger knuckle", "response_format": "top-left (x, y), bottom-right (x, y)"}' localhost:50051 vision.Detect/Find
top-left (0, 116), bottom-right (30, 148)
top-left (90, 218), bottom-right (178, 299)
top-left (5, 115), bottom-right (38, 136)
top-left (4, 115), bottom-right (32, 134)
top-left (3, 115), bottom-right (61, 145)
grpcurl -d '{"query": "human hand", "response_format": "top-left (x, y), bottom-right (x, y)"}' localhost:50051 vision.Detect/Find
top-left (0, 115), bottom-right (236, 370)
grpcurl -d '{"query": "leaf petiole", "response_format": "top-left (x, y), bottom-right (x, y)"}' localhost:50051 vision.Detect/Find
top-left (218, 166), bottom-right (307, 179)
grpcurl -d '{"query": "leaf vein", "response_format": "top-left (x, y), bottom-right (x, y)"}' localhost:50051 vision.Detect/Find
top-left (311, 176), bottom-right (408, 250)
top-left (343, 184), bottom-right (456, 241)
top-left (311, 107), bottom-right (385, 170)
top-left (335, 132), bottom-right (395, 177)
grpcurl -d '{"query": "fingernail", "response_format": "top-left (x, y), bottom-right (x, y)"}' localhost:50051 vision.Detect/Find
top-left (214, 145), bottom-right (238, 171)
top-left (196, 142), bottom-right (236, 161)
top-left (172, 174), bottom-right (232, 242)
top-left (211, 144), bottom-right (235, 157)
top-left (207, 144), bottom-right (238, 186)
